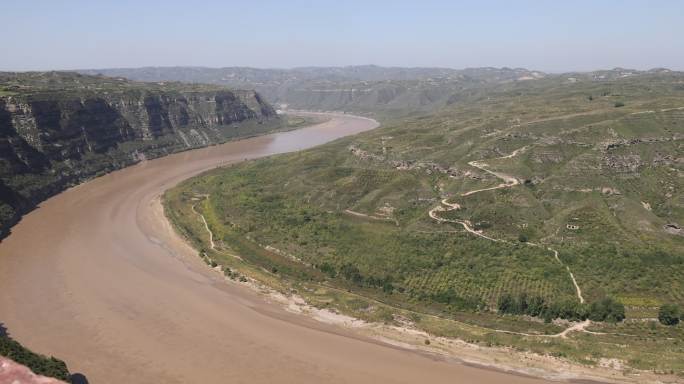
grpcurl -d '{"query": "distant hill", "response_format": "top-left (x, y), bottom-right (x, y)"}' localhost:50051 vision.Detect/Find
top-left (80, 66), bottom-right (677, 117)
top-left (79, 66), bottom-right (548, 114)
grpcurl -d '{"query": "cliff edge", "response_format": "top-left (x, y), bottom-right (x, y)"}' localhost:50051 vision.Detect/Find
top-left (0, 72), bottom-right (278, 237)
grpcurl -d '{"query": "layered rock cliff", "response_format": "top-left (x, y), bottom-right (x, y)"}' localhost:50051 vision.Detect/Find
top-left (0, 72), bottom-right (278, 237)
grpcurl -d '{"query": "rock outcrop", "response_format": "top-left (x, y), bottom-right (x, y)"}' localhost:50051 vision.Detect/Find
top-left (0, 72), bottom-right (278, 237)
top-left (0, 357), bottom-right (67, 384)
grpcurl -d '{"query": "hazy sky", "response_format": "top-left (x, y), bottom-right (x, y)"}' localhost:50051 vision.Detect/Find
top-left (2, 0), bottom-right (683, 72)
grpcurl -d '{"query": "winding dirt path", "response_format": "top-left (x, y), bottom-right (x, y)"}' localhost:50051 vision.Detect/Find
top-left (191, 202), bottom-right (216, 250)
top-left (0, 113), bottom-right (555, 384)
top-left (494, 320), bottom-right (592, 339)
top-left (428, 147), bottom-right (585, 303)
top-left (548, 249), bottom-right (585, 304)
top-left (428, 148), bottom-right (526, 242)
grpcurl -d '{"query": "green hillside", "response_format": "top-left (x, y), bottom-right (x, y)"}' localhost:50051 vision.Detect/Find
top-left (165, 71), bottom-right (684, 373)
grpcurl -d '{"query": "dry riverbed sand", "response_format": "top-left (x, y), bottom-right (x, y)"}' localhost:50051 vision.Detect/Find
top-left (0, 112), bottom-right (660, 383)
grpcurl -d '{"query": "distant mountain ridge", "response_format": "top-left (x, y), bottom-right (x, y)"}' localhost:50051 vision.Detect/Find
top-left (79, 65), bottom-right (546, 83)
top-left (79, 66), bottom-right (676, 115)
top-left (78, 66), bottom-right (547, 114)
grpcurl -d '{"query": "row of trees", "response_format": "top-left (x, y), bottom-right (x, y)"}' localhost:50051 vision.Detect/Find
top-left (323, 258), bottom-right (637, 323)
top-left (497, 293), bottom-right (625, 323)
top-left (321, 262), bottom-right (482, 311)
top-left (337, 263), bottom-right (396, 293)
top-left (428, 288), bottom-right (484, 311)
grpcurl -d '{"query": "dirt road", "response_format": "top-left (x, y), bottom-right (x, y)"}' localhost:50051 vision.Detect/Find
top-left (429, 147), bottom-right (585, 304)
top-left (0, 113), bottom-right (553, 383)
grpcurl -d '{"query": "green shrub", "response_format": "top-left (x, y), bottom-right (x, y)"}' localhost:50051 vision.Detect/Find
top-left (318, 262), bottom-right (337, 278)
top-left (658, 304), bottom-right (680, 326)
top-left (0, 334), bottom-right (70, 381)
top-left (498, 293), bottom-right (517, 314)
top-left (587, 297), bottom-right (625, 323)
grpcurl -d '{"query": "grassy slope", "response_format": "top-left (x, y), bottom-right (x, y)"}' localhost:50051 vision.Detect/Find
top-left (165, 73), bottom-right (684, 373)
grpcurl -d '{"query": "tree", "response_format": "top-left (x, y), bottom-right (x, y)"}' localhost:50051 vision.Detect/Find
top-left (604, 298), bottom-right (625, 323)
top-left (319, 262), bottom-right (337, 278)
top-left (497, 294), bottom-right (516, 314)
top-left (516, 292), bottom-right (529, 314)
top-left (340, 263), bottom-right (363, 284)
top-left (658, 304), bottom-right (680, 326)
top-left (527, 296), bottom-right (546, 317)
top-left (588, 297), bottom-right (625, 323)
top-left (551, 300), bottom-right (587, 321)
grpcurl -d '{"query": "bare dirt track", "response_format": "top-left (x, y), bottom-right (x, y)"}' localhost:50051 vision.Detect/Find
top-left (0, 113), bottom-right (554, 384)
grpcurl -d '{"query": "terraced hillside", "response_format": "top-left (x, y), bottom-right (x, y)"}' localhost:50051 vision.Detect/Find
top-left (166, 71), bottom-right (684, 372)
top-left (0, 71), bottom-right (281, 237)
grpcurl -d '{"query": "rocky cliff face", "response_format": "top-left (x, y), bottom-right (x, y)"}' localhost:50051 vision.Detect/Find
top-left (0, 72), bottom-right (278, 237)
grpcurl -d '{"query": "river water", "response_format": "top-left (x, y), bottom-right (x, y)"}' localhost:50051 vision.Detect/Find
top-left (0, 113), bottom-right (552, 383)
